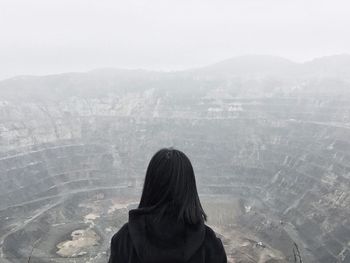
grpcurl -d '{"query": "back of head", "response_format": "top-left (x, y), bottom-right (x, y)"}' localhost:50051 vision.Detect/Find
top-left (138, 147), bottom-right (207, 224)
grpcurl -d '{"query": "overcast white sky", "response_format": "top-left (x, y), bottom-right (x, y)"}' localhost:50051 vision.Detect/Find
top-left (0, 0), bottom-right (350, 79)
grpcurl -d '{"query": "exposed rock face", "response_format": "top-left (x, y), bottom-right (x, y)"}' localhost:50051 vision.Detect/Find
top-left (0, 55), bottom-right (350, 262)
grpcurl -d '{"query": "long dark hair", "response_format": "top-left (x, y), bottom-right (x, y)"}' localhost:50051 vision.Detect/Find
top-left (138, 147), bottom-right (207, 224)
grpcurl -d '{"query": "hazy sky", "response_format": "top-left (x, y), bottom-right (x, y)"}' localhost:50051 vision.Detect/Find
top-left (1, 0), bottom-right (350, 79)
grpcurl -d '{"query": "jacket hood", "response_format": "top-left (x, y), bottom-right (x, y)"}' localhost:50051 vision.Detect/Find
top-left (128, 206), bottom-right (205, 263)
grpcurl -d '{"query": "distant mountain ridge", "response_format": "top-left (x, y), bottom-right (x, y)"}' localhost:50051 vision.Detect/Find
top-left (193, 55), bottom-right (298, 77)
top-left (1, 54), bottom-right (350, 101)
top-left (193, 54), bottom-right (350, 79)
top-left (2, 54), bottom-right (350, 81)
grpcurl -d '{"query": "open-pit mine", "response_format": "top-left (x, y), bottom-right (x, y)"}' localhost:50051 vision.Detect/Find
top-left (1, 55), bottom-right (350, 262)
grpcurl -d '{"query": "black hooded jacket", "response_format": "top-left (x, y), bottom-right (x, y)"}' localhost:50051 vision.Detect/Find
top-left (108, 207), bottom-right (227, 263)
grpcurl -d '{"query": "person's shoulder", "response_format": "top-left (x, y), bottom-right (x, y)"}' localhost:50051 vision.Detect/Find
top-left (204, 225), bottom-right (220, 239)
top-left (203, 225), bottom-right (227, 262)
top-left (111, 223), bottom-right (129, 245)
top-left (109, 223), bottom-right (131, 262)
top-left (203, 225), bottom-right (226, 250)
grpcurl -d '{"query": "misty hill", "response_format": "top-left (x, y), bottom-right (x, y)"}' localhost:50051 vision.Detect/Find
top-left (194, 54), bottom-right (350, 80)
top-left (302, 54), bottom-right (350, 79)
top-left (1, 54), bottom-right (350, 101)
top-left (192, 55), bottom-right (299, 78)
top-left (0, 69), bottom-right (163, 100)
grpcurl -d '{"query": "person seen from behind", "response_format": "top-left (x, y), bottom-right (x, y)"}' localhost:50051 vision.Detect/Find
top-left (108, 147), bottom-right (227, 263)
